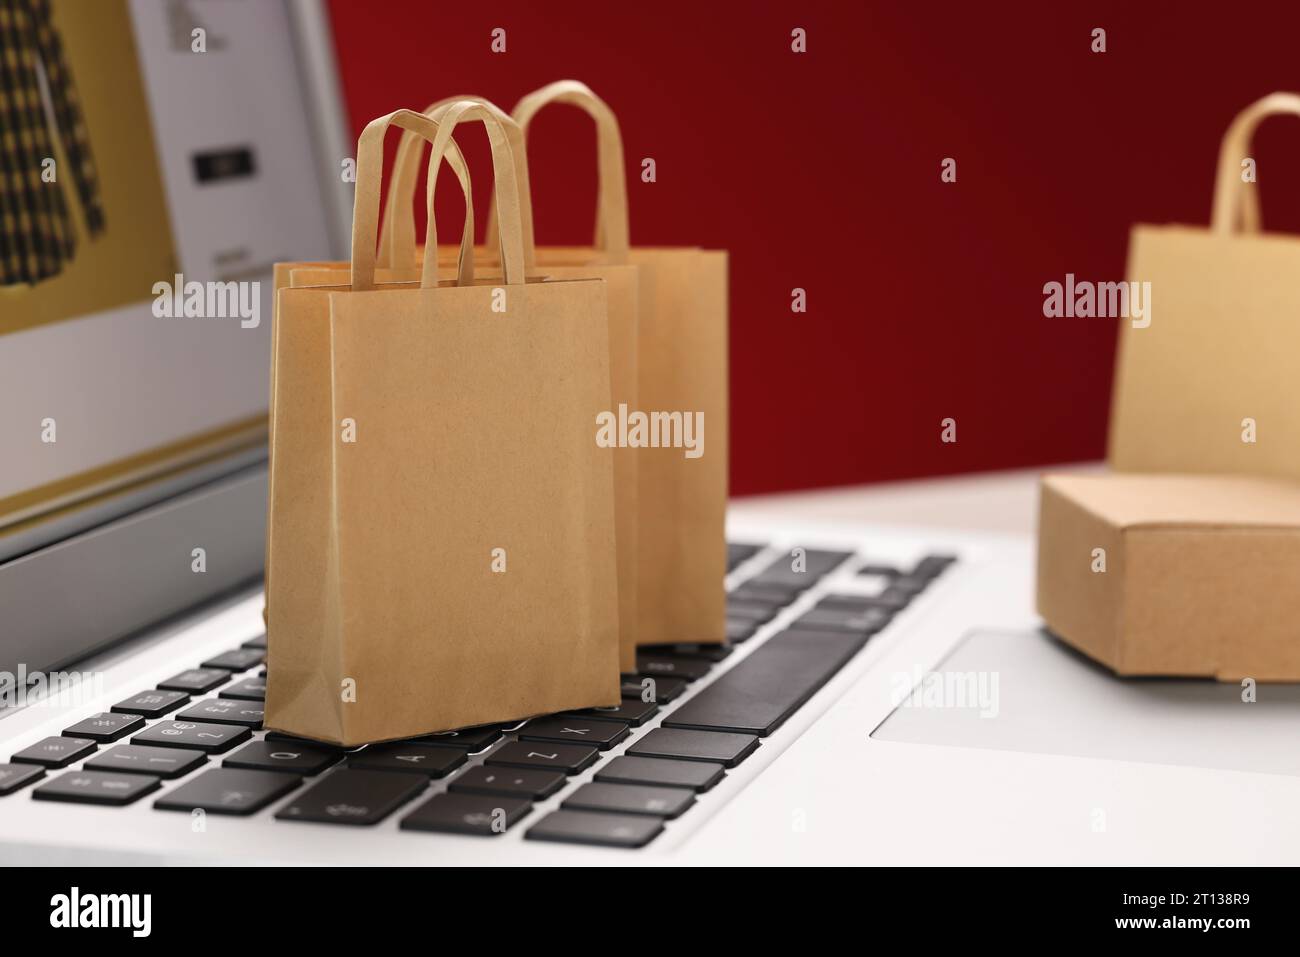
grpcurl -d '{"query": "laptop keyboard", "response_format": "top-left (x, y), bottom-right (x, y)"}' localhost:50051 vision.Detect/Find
top-left (0, 543), bottom-right (957, 849)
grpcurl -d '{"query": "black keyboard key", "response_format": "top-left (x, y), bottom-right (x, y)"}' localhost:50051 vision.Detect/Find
top-left (410, 724), bottom-right (504, 751)
top-left (526, 810), bottom-right (663, 848)
top-left (132, 720), bottom-right (251, 753)
top-left (796, 548), bottom-right (856, 573)
top-left (879, 585), bottom-right (919, 605)
top-left (400, 793), bottom-right (532, 836)
top-left (726, 597), bottom-right (780, 621)
top-left (730, 582), bottom-right (799, 605)
top-left (596, 755), bottom-right (725, 792)
top-left (622, 675), bottom-right (687, 704)
top-left (111, 689), bottom-right (189, 718)
top-left (0, 763), bottom-right (44, 795)
top-left (486, 741), bottom-right (598, 774)
top-left (241, 633), bottom-right (268, 649)
top-left (224, 740), bottom-right (338, 776)
top-left (86, 745), bottom-right (206, 779)
top-left (912, 554), bottom-right (958, 578)
top-left (726, 542), bottom-right (763, 572)
top-left (265, 731), bottom-right (357, 752)
top-left (818, 592), bottom-right (909, 613)
top-left (176, 699), bottom-right (265, 728)
top-left (201, 648), bottom-right (265, 672)
top-left (275, 769), bottom-right (424, 825)
top-left (348, 742), bottom-right (466, 778)
top-left (219, 677), bottom-right (267, 701)
top-left (62, 712), bottom-right (145, 743)
top-left (628, 728), bottom-right (759, 767)
top-left (449, 765), bottom-right (566, 800)
top-left (791, 607), bottom-right (890, 635)
top-left (518, 717), bottom-right (629, 751)
top-left (749, 548), bottom-right (853, 589)
top-left (882, 575), bottom-right (931, 596)
top-left (564, 781), bottom-right (695, 818)
top-left (33, 770), bottom-right (160, 806)
top-left (11, 736), bottom-right (96, 768)
top-left (636, 655), bottom-right (711, 682)
top-left (726, 618), bottom-right (757, 643)
top-left (158, 668), bottom-right (229, 694)
top-left (563, 699), bottom-right (659, 727)
top-left (644, 642), bottom-right (733, 663)
top-left (155, 767), bottom-right (300, 815)
top-left (663, 628), bottom-right (864, 736)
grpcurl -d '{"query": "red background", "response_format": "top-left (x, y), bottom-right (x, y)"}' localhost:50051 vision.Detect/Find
top-left (326, 0), bottom-right (1300, 496)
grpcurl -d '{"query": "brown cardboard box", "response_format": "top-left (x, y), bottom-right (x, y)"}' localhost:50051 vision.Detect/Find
top-left (1036, 473), bottom-right (1300, 681)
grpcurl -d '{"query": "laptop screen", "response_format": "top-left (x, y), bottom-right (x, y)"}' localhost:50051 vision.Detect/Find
top-left (0, 0), bottom-right (341, 557)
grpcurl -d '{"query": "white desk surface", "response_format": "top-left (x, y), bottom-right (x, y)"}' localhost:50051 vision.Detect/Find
top-left (729, 461), bottom-right (1104, 538)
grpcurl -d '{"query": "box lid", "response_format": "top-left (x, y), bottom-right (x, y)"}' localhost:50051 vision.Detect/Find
top-left (1043, 473), bottom-right (1300, 531)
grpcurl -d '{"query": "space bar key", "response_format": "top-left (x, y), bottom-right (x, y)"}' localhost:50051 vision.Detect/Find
top-left (661, 629), bottom-right (865, 737)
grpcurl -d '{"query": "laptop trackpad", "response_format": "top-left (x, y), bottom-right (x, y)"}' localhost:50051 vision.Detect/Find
top-left (871, 629), bottom-right (1300, 776)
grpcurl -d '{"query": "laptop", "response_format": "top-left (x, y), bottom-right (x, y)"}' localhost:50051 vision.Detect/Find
top-left (3, 1), bottom-right (1296, 867)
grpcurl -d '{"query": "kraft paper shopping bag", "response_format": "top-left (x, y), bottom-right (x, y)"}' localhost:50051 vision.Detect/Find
top-left (383, 81), bottom-right (728, 651)
top-left (282, 96), bottom-right (642, 671)
top-left (1110, 92), bottom-right (1300, 478)
top-left (510, 81), bottom-right (727, 650)
top-left (263, 138), bottom-right (476, 627)
top-left (287, 258), bottom-right (640, 676)
top-left (264, 103), bottom-right (620, 746)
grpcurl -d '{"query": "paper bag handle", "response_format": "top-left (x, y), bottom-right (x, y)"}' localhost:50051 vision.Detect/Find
top-left (1211, 92), bottom-right (1300, 234)
top-left (352, 109), bottom-right (476, 291)
top-left (421, 101), bottom-right (528, 285)
top-left (485, 80), bottom-right (630, 263)
top-left (378, 96), bottom-right (538, 271)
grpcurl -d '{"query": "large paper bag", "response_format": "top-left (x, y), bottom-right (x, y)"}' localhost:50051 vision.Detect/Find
top-left (287, 97), bottom-right (642, 671)
top-left (292, 95), bottom-right (642, 665)
top-left (289, 261), bottom-right (641, 671)
top-left (1111, 93), bottom-right (1300, 478)
top-left (384, 81), bottom-right (728, 651)
top-left (511, 82), bottom-right (727, 650)
top-left (265, 104), bottom-right (621, 746)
